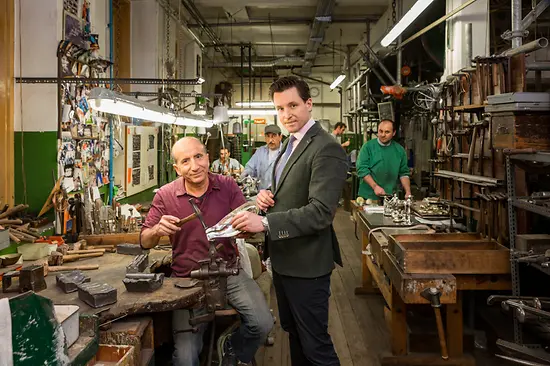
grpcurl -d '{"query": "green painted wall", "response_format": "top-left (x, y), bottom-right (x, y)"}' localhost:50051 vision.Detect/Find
top-left (14, 131), bottom-right (58, 215)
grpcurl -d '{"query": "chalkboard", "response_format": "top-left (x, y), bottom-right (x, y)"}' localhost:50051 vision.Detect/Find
top-left (64, 11), bottom-right (85, 48)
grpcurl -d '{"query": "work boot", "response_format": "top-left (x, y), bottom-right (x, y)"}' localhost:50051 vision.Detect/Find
top-left (219, 333), bottom-right (253, 366)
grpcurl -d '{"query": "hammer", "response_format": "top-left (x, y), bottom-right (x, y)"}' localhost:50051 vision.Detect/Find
top-left (421, 287), bottom-right (449, 360)
top-left (175, 199), bottom-right (206, 228)
top-left (43, 262), bottom-right (99, 276)
top-left (47, 251), bottom-right (104, 266)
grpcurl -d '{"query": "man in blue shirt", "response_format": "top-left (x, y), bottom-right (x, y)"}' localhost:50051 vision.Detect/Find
top-left (241, 124), bottom-right (283, 190)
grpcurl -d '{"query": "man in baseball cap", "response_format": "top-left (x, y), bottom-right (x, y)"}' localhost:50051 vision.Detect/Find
top-left (241, 124), bottom-right (283, 190)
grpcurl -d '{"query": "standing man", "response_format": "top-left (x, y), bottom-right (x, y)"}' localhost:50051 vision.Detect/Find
top-left (241, 124), bottom-right (283, 190)
top-left (140, 137), bottom-right (273, 366)
top-left (356, 119), bottom-right (411, 200)
top-left (211, 148), bottom-right (244, 175)
top-left (331, 122), bottom-right (350, 148)
top-left (230, 76), bottom-right (348, 366)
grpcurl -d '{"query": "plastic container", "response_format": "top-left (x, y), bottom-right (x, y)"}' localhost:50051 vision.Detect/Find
top-left (17, 243), bottom-right (50, 260)
top-left (54, 305), bottom-right (80, 348)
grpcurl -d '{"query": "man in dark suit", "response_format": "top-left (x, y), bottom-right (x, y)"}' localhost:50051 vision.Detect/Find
top-left (231, 76), bottom-right (348, 366)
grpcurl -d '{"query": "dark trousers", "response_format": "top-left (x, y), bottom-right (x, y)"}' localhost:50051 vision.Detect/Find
top-left (273, 271), bottom-right (340, 366)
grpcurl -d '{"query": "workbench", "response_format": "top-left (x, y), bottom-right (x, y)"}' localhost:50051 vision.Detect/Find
top-left (352, 203), bottom-right (512, 366)
top-left (0, 249), bottom-right (203, 365)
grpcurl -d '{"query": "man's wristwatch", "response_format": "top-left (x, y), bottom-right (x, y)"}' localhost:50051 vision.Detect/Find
top-left (261, 216), bottom-right (269, 232)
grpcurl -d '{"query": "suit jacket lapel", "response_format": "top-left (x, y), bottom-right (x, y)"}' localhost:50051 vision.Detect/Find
top-left (271, 139), bottom-right (290, 190)
top-left (274, 122), bottom-right (321, 195)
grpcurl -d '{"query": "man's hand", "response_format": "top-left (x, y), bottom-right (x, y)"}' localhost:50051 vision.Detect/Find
top-left (342, 140), bottom-right (351, 147)
top-left (231, 211), bottom-right (265, 233)
top-left (374, 185), bottom-right (386, 196)
top-left (154, 215), bottom-right (181, 237)
top-left (256, 189), bottom-right (275, 211)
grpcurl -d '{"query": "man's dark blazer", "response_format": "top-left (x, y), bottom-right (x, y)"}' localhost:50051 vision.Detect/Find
top-left (265, 121), bottom-right (349, 278)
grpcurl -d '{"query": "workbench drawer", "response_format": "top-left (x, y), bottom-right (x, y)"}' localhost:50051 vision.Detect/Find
top-left (389, 233), bottom-right (510, 274)
top-left (89, 345), bottom-right (135, 366)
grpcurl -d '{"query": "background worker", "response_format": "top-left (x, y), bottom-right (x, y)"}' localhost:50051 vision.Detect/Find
top-left (211, 148), bottom-right (244, 175)
top-left (356, 119), bottom-right (411, 200)
top-left (241, 124), bottom-right (283, 190)
top-left (331, 122), bottom-right (350, 148)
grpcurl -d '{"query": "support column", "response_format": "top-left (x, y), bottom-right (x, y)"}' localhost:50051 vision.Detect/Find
top-left (0, 0), bottom-right (15, 206)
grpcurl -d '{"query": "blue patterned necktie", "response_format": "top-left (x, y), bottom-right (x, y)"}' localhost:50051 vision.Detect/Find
top-left (274, 135), bottom-right (296, 188)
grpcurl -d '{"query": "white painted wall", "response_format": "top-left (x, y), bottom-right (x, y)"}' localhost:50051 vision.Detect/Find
top-left (131, 0), bottom-right (160, 93)
top-left (442, 0), bottom-right (490, 78)
top-left (14, 0), bottom-right (112, 132)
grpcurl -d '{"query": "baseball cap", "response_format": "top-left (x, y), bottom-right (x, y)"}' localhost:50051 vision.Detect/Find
top-left (264, 124), bottom-right (281, 135)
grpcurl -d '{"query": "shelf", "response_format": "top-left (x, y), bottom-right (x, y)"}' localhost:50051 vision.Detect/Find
top-left (512, 197), bottom-right (550, 219)
top-left (452, 104), bottom-right (487, 112)
top-left (434, 170), bottom-right (501, 187)
top-left (509, 152), bottom-right (550, 164)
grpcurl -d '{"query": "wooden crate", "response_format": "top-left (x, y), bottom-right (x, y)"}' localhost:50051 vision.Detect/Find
top-left (99, 317), bottom-right (154, 366)
top-left (88, 345), bottom-right (135, 366)
top-left (492, 112), bottom-right (550, 150)
top-left (389, 233), bottom-right (510, 274)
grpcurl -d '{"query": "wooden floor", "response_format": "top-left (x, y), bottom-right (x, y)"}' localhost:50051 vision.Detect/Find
top-left (256, 209), bottom-right (390, 366)
top-left (255, 209), bottom-right (508, 366)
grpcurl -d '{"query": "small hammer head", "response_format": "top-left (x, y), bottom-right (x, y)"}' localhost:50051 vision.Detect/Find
top-left (188, 198), bottom-right (208, 231)
top-left (421, 287), bottom-right (442, 307)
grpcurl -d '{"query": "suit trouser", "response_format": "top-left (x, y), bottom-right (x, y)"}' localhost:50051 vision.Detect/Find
top-left (273, 271), bottom-right (340, 366)
top-left (172, 270), bottom-right (274, 366)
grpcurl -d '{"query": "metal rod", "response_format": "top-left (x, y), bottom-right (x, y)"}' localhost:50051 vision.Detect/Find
top-left (522, 0), bottom-right (550, 30)
top-left (501, 37), bottom-right (548, 56)
top-left (527, 62), bottom-right (550, 70)
top-left (364, 43), bottom-right (396, 84)
top-left (108, 0), bottom-right (114, 205)
top-left (240, 45), bottom-right (244, 138)
top-left (399, 0), bottom-right (478, 50)
top-left (291, 70), bottom-right (333, 86)
top-left (16, 77), bottom-right (204, 85)
top-left (248, 44), bottom-right (252, 147)
top-left (511, 0), bottom-right (523, 48)
top-left (465, 23), bottom-right (473, 67)
top-left (189, 17), bottom-right (377, 28)
top-left (345, 69), bottom-right (368, 90)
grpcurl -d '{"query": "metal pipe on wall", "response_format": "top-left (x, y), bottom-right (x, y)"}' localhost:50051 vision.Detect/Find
top-left (527, 62), bottom-right (550, 71)
top-left (465, 23), bottom-right (473, 67)
top-left (396, 0), bottom-right (402, 85)
top-left (364, 43), bottom-right (396, 85)
top-left (511, 0), bottom-right (522, 48)
top-left (502, 37), bottom-right (548, 56)
top-left (248, 45), bottom-right (252, 146)
top-left (108, 0), bottom-right (114, 204)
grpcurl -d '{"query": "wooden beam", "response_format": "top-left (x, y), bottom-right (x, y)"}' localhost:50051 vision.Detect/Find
top-left (0, 0), bottom-right (15, 206)
top-left (114, 0), bottom-right (131, 93)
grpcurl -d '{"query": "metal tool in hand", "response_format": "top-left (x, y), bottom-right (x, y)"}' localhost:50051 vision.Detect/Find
top-left (176, 198), bottom-right (240, 332)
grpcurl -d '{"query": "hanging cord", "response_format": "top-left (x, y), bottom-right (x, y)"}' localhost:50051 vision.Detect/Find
top-left (18, 0), bottom-right (27, 204)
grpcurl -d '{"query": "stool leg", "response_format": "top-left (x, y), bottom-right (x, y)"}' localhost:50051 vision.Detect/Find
top-left (206, 321), bottom-right (216, 366)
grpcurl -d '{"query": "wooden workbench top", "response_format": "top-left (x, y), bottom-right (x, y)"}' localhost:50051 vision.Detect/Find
top-left (0, 250), bottom-right (203, 323)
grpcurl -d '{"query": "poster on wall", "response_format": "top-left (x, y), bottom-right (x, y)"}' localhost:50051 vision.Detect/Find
top-left (64, 11), bottom-right (85, 49)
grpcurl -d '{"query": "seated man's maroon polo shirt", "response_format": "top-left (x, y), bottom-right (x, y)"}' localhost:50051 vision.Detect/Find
top-left (142, 173), bottom-right (246, 277)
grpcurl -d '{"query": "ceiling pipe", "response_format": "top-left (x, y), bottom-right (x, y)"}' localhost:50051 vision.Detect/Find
top-left (188, 17), bottom-right (377, 28)
top-left (501, 37), bottom-right (548, 56)
top-left (209, 56), bottom-right (304, 68)
top-left (302, 0), bottom-right (336, 75)
top-left (290, 70), bottom-right (333, 87)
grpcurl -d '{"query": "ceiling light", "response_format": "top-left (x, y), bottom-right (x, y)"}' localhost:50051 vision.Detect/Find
top-left (227, 109), bottom-right (278, 116)
top-left (330, 74), bottom-right (346, 89)
top-left (235, 101), bottom-right (274, 107)
top-left (88, 87), bottom-right (212, 128)
top-left (381, 0), bottom-right (435, 47)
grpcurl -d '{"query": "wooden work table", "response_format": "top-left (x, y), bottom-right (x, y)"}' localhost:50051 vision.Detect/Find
top-left (0, 249), bottom-right (203, 324)
top-left (351, 202), bottom-right (512, 366)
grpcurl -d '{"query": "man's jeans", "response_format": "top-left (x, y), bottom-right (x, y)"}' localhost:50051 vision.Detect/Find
top-left (172, 270), bottom-right (273, 366)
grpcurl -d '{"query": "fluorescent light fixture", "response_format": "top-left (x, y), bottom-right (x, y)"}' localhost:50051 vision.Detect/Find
top-left (235, 101), bottom-right (275, 107)
top-left (330, 74), bottom-right (346, 89)
top-left (88, 87), bottom-right (213, 128)
top-left (227, 109), bottom-right (278, 116)
top-left (381, 0), bottom-right (434, 47)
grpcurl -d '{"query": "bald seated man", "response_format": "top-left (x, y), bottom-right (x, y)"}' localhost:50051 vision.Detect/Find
top-left (140, 137), bottom-right (273, 366)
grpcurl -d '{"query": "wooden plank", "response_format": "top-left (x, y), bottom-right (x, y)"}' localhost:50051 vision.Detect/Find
top-left (382, 249), bottom-right (457, 305)
top-left (381, 354), bottom-right (475, 366)
top-left (390, 285), bottom-right (407, 356)
top-left (455, 274), bottom-right (511, 291)
top-left (328, 275), bottom-right (354, 366)
top-left (81, 233), bottom-right (170, 246)
top-left (447, 292), bottom-right (464, 358)
top-left (365, 253), bottom-right (392, 308)
top-left (0, 0), bottom-right (15, 206)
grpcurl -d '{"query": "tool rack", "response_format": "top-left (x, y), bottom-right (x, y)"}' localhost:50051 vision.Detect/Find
top-left (506, 151), bottom-right (550, 345)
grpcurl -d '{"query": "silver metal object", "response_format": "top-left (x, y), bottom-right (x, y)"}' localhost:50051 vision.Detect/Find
top-left (501, 37), bottom-right (548, 57)
top-left (205, 202), bottom-right (259, 240)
